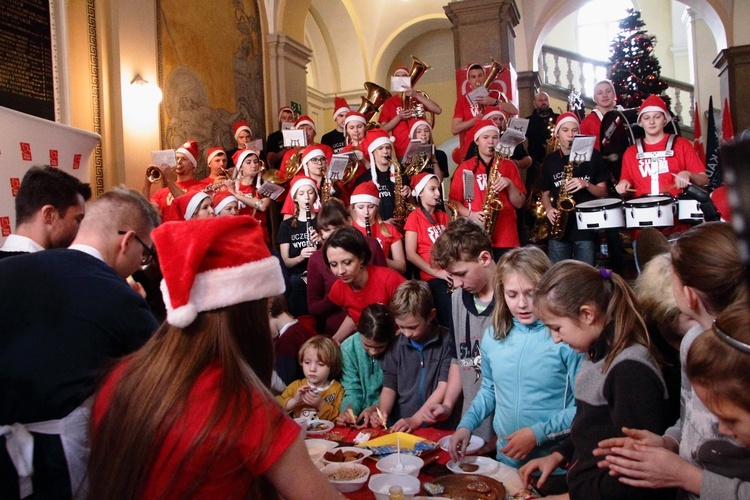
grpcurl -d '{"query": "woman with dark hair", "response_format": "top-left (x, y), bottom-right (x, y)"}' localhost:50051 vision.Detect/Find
top-left (324, 226), bottom-right (406, 343)
top-left (88, 216), bottom-right (339, 499)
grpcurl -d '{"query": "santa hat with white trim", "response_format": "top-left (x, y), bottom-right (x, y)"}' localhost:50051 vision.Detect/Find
top-left (482, 106), bottom-right (507, 122)
top-left (289, 174), bottom-right (319, 200)
top-left (333, 97), bottom-right (350, 119)
top-left (470, 119), bottom-right (500, 143)
top-left (411, 172), bottom-right (438, 198)
top-left (344, 111), bottom-right (367, 129)
top-left (294, 115), bottom-right (316, 132)
top-left (232, 149), bottom-right (262, 188)
top-left (554, 112), bottom-right (580, 136)
top-left (637, 95), bottom-right (670, 123)
top-left (362, 129), bottom-right (395, 187)
top-left (206, 147), bottom-right (226, 165)
top-left (350, 181), bottom-right (380, 206)
top-left (213, 190), bottom-right (239, 215)
top-left (233, 121), bottom-right (252, 141)
top-left (593, 79), bottom-right (616, 96)
top-left (278, 106), bottom-right (293, 122)
top-left (300, 144), bottom-right (326, 176)
top-left (408, 119), bottom-right (431, 139)
top-left (393, 66), bottom-right (410, 76)
top-left (465, 62), bottom-right (484, 82)
top-left (176, 140), bottom-right (199, 167)
top-left (175, 190), bottom-right (211, 220)
top-left (153, 215), bottom-right (286, 328)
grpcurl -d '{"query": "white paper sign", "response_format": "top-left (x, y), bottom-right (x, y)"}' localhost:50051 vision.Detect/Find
top-left (327, 154), bottom-right (350, 181)
top-left (246, 138), bottom-right (263, 152)
top-left (400, 139), bottom-right (423, 165)
top-left (570, 135), bottom-right (596, 163)
top-left (497, 129), bottom-right (526, 153)
top-left (151, 149), bottom-right (177, 167)
top-left (507, 117), bottom-right (529, 136)
top-left (281, 121), bottom-right (294, 131)
top-left (390, 76), bottom-right (411, 93)
top-left (466, 86), bottom-right (489, 106)
top-left (282, 129), bottom-right (307, 148)
top-left (258, 181), bottom-right (285, 200)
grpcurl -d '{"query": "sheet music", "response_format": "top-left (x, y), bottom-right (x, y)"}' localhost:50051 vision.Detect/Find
top-left (282, 129), bottom-right (307, 148)
top-left (281, 121), bottom-right (294, 131)
top-left (327, 154), bottom-right (349, 181)
top-left (246, 138), bottom-right (263, 152)
top-left (401, 139), bottom-right (422, 165)
top-left (466, 86), bottom-right (489, 106)
top-left (258, 181), bottom-right (285, 200)
top-left (497, 129), bottom-right (526, 153)
top-left (151, 149), bottom-right (176, 167)
top-left (507, 117), bottom-right (529, 136)
top-left (570, 135), bottom-right (596, 163)
top-left (390, 76), bottom-right (411, 93)
top-left (463, 170), bottom-right (475, 202)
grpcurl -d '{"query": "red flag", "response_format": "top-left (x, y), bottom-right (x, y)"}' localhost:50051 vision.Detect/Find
top-left (722, 98), bottom-right (734, 141)
top-left (693, 101), bottom-right (706, 163)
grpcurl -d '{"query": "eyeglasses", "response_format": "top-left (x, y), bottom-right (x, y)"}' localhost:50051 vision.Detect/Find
top-left (118, 230), bottom-right (156, 269)
top-left (308, 156), bottom-right (327, 165)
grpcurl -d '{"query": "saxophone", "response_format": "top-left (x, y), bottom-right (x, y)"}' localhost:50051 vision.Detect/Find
top-left (320, 166), bottom-right (332, 204)
top-left (481, 151), bottom-right (506, 235)
top-left (549, 161), bottom-right (576, 240)
top-left (390, 157), bottom-right (413, 223)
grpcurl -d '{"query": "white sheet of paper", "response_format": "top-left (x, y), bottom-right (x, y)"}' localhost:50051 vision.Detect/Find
top-left (400, 139), bottom-right (422, 165)
top-left (507, 117), bottom-right (529, 136)
top-left (282, 129), bottom-right (307, 148)
top-left (258, 181), bottom-right (285, 200)
top-left (328, 154), bottom-right (349, 181)
top-left (570, 135), bottom-right (596, 163)
top-left (246, 138), bottom-right (263, 151)
top-left (497, 129), bottom-right (526, 153)
top-left (390, 76), bottom-right (411, 93)
top-left (281, 122), bottom-right (294, 131)
top-left (466, 86), bottom-right (489, 106)
top-left (151, 149), bottom-right (177, 167)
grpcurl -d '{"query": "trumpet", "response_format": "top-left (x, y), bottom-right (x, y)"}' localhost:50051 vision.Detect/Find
top-left (146, 165), bottom-right (176, 183)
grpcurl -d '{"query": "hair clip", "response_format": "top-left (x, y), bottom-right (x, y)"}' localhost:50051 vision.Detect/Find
top-left (600, 268), bottom-right (613, 280)
top-left (712, 320), bottom-right (750, 355)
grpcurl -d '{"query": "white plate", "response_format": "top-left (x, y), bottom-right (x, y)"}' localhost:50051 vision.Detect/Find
top-left (305, 438), bottom-right (339, 460)
top-left (305, 419), bottom-right (334, 436)
top-left (438, 434), bottom-right (485, 454)
top-left (446, 456), bottom-right (500, 475)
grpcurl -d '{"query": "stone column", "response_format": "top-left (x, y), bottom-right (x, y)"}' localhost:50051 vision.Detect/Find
top-left (515, 71), bottom-right (541, 118)
top-left (443, 0), bottom-right (520, 70)
top-left (714, 45), bottom-right (750, 134)
top-left (267, 34), bottom-right (312, 119)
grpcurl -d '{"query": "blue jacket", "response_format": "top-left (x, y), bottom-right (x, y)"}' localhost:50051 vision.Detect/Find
top-left (458, 318), bottom-right (582, 469)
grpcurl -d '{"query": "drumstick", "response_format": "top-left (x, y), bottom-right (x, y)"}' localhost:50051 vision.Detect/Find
top-left (624, 188), bottom-right (637, 193)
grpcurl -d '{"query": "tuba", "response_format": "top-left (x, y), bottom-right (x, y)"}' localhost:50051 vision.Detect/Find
top-left (401, 56), bottom-right (435, 127)
top-left (284, 148), bottom-right (304, 179)
top-left (481, 150), bottom-right (507, 235)
top-left (549, 161), bottom-right (576, 240)
top-left (478, 59), bottom-right (506, 115)
top-left (357, 82), bottom-right (392, 128)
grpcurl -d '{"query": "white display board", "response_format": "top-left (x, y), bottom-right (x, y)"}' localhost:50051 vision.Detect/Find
top-left (0, 106), bottom-right (100, 244)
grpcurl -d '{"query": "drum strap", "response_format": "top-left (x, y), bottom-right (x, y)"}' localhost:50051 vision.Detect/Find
top-left (635, 135), bottom-right (676, 160)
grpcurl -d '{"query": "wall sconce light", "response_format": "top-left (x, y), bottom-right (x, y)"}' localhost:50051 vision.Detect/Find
top-left (130, 75), bottom-right (163, 104)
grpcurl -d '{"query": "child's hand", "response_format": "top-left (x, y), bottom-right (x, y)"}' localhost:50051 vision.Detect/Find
top-left (519, 452), bottom-right (565, 489)
top-left (390, 416), bottom-right (420, 434)
top-left (300, 247), bottom-right (316, 259)
top-left (501, 427), bottom-right (537, 460)
top-left (369, 407), bottom-right (387, 429)
top-left (358, 406), bottom-right (378, 428)
top-left (448, 427), bottom-right (472, 462)
top-left (300, 388), bottom-right (323, 409)
top-left (422, 403), bottom-right (451, 424)
top-left (309, 229), bottom-right (322, 247)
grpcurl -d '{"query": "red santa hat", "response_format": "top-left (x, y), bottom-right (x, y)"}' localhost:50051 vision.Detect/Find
top-left (411, 172), bottom-right (438, 199)
top-left (289, 174), bottom-right (319, 200)
top-left (393, 66), bottom-right (410, 76)
top-left (300, 145), bottom-right (326, 176)
top-left (213, 190), bottom-right (239, 215)
top-left (278, 106), bottom-right (293, 122)
top-left (153, 215), bottom-right (285, 328)
top-left (482, 106), bottom-right (507, 122)
top-left (206, 147), bottom-right (226, 165)
top-left (176, 190), bottom-right (211, 220)
top-left (294, 115), bottom-right (316, 132)
top-left (176, 140), bottom-right (199, 167)
top-left (471, 119), bottom-right (500, 143)
top-left (344, 111), bottom-right (367, 128)
top-left (233, 121), bottom-right (252, 141)
top-left (408, 119), bottom-right (432, 139)
top-left (363, 129), bottom-right (396, 187)
top-left (333, 97), bottom-right (350, 118)
top-left (350, 181), bottom-right (380, 206)
top-left (554, 112), bottom-right (580, 136)
top-left (232, 148), bottom-right (260, 168)
top-left (637, 95), bottom-right (670, 123)
top-left (465, 62), bottom-right (484, 82)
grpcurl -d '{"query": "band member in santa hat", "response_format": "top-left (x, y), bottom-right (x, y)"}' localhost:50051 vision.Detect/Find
top-left (205, 147), bottom-right (230, 186)
top-left (541, 112), bottom-right (608, 265)
top-left (407, 118), bottom-right (449, 182)
top-left (279, 116), bottom-right (334, 179)
top-left (342, 111), bottom-right (368, 151)
top-left (404, 172), bottom-right (452, 326)
top-left (448, 119), bottom-right (526, 261)
top-left (213, 190), bottom-right (239, 216)
top-left (149, 140), bottom-right (212, 222)
top-left (452, 63), bottom-right (518, 163)
top-left (379, 66), bottom-right (443, 159)
top-left (88, 215), bottom-right (338, 498)
top-left (616, 95), bottom-right (707, 198)
top-left (266, 106), bottom-right (296, 169)
top-left (230, 149), bottom-right (273, 243)
top-left (321, 97), bottom-right (351, 153)
top-left (175, 190), bottom-right (215, 220)
top-left (226, 120), bottom-right (257, 168)
top-left (354, 129), bottom-right (410, 223)
top-left (278, 175), bottom-right (322, 317)
top-left (349, 181), bottom-right (406, 274)
top-left (281, 144), bottom-right (333, 218)
top-left (579, 79), bottom-right (621, 152)
top-left (462, 107), bottom-right (532, 172)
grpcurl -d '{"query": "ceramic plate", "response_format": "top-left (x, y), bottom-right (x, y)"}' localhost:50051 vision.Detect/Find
top-left (438, 434), bottom-right (485, 455)
top-left (305, 419), bottom-right (334, 436)
top-left (446, 456), bottom-right (500, 475)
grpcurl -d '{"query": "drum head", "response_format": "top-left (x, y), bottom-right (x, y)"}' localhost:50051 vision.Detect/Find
top-left (577, 198), bottom-right (623, 211)
top-left (625, 196), bottom-right (673, 207)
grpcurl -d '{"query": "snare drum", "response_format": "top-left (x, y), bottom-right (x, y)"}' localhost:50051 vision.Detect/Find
top-left (677, 195), bottom-right (704, 223)
top-left (575, 198), bottom-right (625, 230)
top-left (624, 196), bottom-right (675, 228)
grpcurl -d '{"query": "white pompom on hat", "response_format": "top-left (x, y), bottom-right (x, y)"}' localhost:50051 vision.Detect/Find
top-left (153, 215), bottom-right (286, 328)
top-left (176, 140), bottom-right (199, 167)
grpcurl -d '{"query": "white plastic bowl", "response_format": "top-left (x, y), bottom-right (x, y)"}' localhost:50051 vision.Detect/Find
top-left (321, 463), bottom-right (370, 493)
top-left (375, 453), bottom-right (424, 477)
top-left (305, 438), bottom-right (338, 463)
top-left (320, 446), bottom-right (373, 465)
top-left (368, 473), bottom-right (421, 500)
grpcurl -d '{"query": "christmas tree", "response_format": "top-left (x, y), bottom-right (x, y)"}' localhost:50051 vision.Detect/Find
top-left (607, 9), bottom-right (669, 110)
